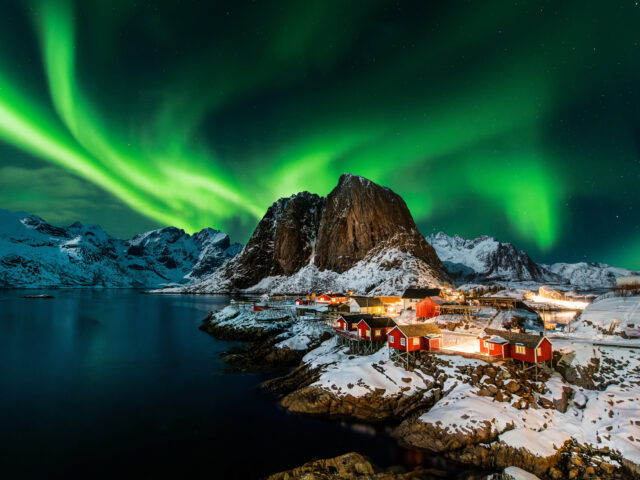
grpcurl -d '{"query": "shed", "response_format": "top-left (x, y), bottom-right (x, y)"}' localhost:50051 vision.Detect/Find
top-left (401, 287), bottom-right (442, 310)
top-left (356, 317), bottom-right (396, 341)
top-left (349, 296), bottom-right (384, 314)
top-left (336, 313), bottom-right (376, 332)
top-left (416, 296), bottom-right (449, 318)
top-left (388, 324), bottom-right (443, 352)
top-left (479, 328), bottom-right (552, 363)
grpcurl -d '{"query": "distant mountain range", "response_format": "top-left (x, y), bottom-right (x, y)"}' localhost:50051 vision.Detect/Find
top-left (0, 209), bottom-right (241, 288)
top-left (2, 176), bottom-right (636, 291)
top-left (426, 232), bottom-right (638, 288)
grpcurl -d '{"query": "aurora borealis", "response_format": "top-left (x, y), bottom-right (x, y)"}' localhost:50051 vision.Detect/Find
top-left (0, 1), bottom-right (638, 268)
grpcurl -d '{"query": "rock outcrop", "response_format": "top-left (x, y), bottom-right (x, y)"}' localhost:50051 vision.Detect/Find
top-left (267, 452), bottom-right (427, 480)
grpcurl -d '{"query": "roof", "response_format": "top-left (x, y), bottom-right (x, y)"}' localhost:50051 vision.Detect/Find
top-left (391, 323), bottom-right (442, 337)
top-left (350, 296), bottom-right (383, 307)
top-left (375, 296), bottom-right (403, 304)
top-left (402, 287), bottom-right (441, 299)
top-left (418, 295), bottom-right (449, 305)
top-left (482, 328), bottom-right (548, 348)
top-left (327, 293), bottom-right (347, 298)
top-left (486, 335), bottom-right (509, 344)
top-left (339, 313), bottom-right (376, 323)
top-left (357, 317), bottom-right (396, 329)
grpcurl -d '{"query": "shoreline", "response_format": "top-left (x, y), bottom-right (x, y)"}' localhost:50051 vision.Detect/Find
top-left (201, 304), bottom-right (640, 479)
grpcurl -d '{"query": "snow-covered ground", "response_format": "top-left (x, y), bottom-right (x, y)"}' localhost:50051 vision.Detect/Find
top-left (302, 338), bottom-right (431, 397)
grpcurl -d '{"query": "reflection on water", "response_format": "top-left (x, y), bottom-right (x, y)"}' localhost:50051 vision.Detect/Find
top-left (0, 289), bottom-right (483, 479)
top-left (539, 310), bottom-right (579, 325)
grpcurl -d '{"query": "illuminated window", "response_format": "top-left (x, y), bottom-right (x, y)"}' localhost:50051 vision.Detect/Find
top-left (366, 329), bottom-right (371, 337)
top-left (401, 337), bottom-right (406, 346)
top-left (515, 345), bottom-right (525, 355)
top-left (536, 347), bottom-right (542, 356)
top-left (375, 329), bottom-right (381, 336)
top-left (413, 338), bottom-right (420, 346)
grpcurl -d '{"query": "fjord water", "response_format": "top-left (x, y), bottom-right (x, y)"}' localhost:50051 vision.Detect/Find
top-left (0, 290), bottom-right (474, 479)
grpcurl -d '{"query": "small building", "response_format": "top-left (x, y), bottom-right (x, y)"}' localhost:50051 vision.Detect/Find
top-left (474, 297), bottom-right (519, 309)
top-left (416, 296), bottom-right (449, 319)
top-left (294, 298), bottom-right (312, 306)
top-left (388, 324), bottom-right (443, 352)
top-left (478, 328), bottom-right (552, 363)
top-left (316, 294), bottom-right (332, 304)
top-left (253, 303), bottom-right (268, 311)
top-left (375, 296), bottom-right (404, 314)
top-left (335, 313), bottom-right (376, 332)
top-left (401, 287), bottom-right (442, 311)
top-left (349, 296), bottom-right (384, 314)
top-left (356, 317), bottom-right (396, 341)
top-left (328, 302), bottom-right (351, 313)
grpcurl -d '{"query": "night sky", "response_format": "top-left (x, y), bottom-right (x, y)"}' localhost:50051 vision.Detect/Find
top-left (0, 1), bottom-right (638, 269)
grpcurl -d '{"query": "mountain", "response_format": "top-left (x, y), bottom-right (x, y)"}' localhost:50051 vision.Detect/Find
top-left (426, 232), bottom-right (638, 288)
top-left (177, 174), bottom-right (448, 294)
top-left (426, 232), bottom-right (559, 283)
top-left (0, 209), bottom-right (241, 288)
top-left (543, 262), bottom-right (639, 289)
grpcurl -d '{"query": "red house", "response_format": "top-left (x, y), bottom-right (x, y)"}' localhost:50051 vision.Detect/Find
top-left (388, 324), bottom-right (443, 352)
top-left (335, 313), bottom-right (376, 332)
top-left (294, 298), bottom-right (313, 306)
top-left (356, 317), bottom-right (396, 341)
top-left (318, 293), bottom-right (348, 304)
top-left (253, 303), bottom-right (268, 311)
top-left (479, 328), bottom-right (552, 363)
top-left (416, 296), bottom-right (449, 319)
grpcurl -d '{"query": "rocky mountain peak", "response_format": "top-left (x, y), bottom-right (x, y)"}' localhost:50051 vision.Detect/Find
top-left (188, 174), bottom-right (448, 292)
top-left (314, 174), bottom-right (443, 274)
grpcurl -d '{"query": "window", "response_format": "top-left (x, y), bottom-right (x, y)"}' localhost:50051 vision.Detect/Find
top-left (375, 329), bottom-right (381, 336)
top-left (536, 347), bottom-right (542, 357)
top-left (515, 345), bottom-right (525, 355)
top-left (401, 337), bottom-right (406, 346)
top-left (413, 337), bottom-right (420, 346)
top-left (482, 341), bottom-right (487, 349)
top-left (389, 335), bottom-right (394, 343)
top-left (366, 329), bottom-right (371, 337)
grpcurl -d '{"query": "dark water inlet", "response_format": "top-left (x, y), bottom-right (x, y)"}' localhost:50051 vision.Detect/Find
top-left (0, 290), bottom-right (483, 479)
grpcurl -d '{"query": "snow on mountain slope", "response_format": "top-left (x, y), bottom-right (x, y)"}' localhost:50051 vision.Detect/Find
top-left (543, 262), bottom-right (639, 289)
top-left (172, 242), bottom-right (446, 295)
top-left (426, 232), bottom-right (638, 288)
top-left (426, 232), bottom-right (559, 283)
top-left (0, 209), bottom-right (240, 288)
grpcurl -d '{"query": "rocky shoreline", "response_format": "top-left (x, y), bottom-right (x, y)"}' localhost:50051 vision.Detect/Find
top-left (201, 305), bottom-right (639, 479)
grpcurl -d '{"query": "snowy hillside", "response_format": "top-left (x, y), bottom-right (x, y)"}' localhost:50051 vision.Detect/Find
top-left (426, 232), bottom-right (559, 283)
top-left (427, 232), bottom-right (638, 288)
top-left (543, 262), bottom-right (639, 289)
top-left (0, 209), bottom-right (240, 288)
top-left (171, 245), bottom-right (446, 295)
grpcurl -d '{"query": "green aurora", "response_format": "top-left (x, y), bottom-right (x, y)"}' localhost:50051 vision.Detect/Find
top-left (0, 0), bottom-right (638, 268)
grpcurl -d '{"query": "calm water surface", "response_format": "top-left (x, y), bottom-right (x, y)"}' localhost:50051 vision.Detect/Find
top-left (0, 290), bottom-right (481, 479)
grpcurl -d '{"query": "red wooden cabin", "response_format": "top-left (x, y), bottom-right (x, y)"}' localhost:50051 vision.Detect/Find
top-left (335, 313), bottom-right (376, 332)
top-left (356, 317), bottom-right (396, 341)
top-left (294, 298), bottom-right (312, 306)
top-left (253, 304), bottom-right (268, 311)
top-left (388, 324), bottom-right (443, 352)
top-left (479, 328), bottom-right (553, 363)
top-left (416, 296), bottom-right (448, 319)
top-left (316, 294), bottom-right (332, 304)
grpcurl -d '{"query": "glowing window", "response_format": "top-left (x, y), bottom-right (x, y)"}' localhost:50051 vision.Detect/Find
top-left (515, 345), bottom-right (525, 355)
top-left (413, 338), bottom-right (420, 346)
top-left (536, 347), bottom-right (542, 356)
top-left (366, 329), bottom-right (371, 337)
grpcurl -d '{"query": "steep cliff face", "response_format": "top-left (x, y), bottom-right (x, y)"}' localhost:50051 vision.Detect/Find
top-left (314, 174), bottom-right (443, 273)
top-left (178, 174), bottom-right (448, 293)
top-left (209, 192), bottom-right (325, 289)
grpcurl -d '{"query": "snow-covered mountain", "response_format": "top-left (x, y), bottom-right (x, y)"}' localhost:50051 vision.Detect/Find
top-left (543, 262), bottom-right (639, 289)
top-left (168, 174), bottom-right (448, 295)
top-left (426, 232), bottom-right (638, 288)
top-left (0, 209), bottom-right (241, 288)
